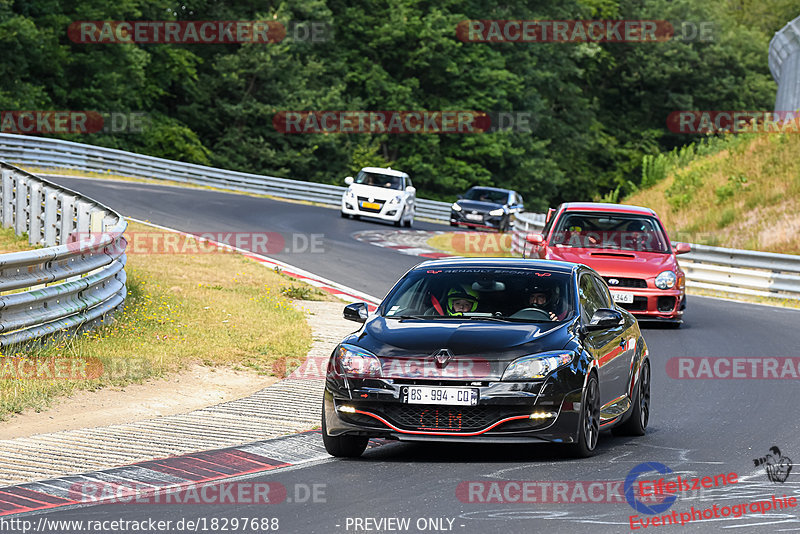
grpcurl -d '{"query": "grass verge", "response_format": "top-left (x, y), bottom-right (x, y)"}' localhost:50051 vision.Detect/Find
top-left (426, 231), bottom-right (513, 257)
top-left (0, 221), bottom-right (335, 420)
top-left (625, 134), bottom-right (800, 254)
top-left (0, 225), bottom-right (38, 253)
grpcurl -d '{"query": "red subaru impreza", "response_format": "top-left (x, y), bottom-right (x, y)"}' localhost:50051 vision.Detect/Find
top-left (526, 202), bottom-right (690, 325)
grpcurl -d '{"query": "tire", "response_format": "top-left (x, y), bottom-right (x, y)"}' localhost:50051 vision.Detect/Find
top-left (404, 215), bottom-right (414, 228)
top-left (321, 406), bottom-right (368, 458)
top-left (569, 373), bottom-right (600, 458)
top-left (613, 362), bottom-right (650, 437)
top-left (340, 211), bottom-right (348, 218)
top-left (450, 221), bottom-right (458, 227)
top-left (499, 218), bottom-right (510, 233)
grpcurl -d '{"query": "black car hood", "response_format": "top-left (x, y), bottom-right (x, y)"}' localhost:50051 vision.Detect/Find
top-left (455, 199), bottom-right (504, 212)
top-left (349, 316), bottom-right (573, 380)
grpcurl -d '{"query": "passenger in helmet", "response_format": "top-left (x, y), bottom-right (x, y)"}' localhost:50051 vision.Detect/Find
top-left (446, 284), bottom-right (479, 316)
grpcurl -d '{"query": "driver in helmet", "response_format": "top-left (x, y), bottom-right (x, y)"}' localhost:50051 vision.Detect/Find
top-left (446, 284), bottom-right (480, 316)
top-left (526, 285), bottom-right (566, 321)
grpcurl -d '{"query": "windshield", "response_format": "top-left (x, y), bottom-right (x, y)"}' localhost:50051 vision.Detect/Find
top-left (463, 188), bottom-right (510, 204)
top-left (551, 212), bottom-right (670, 253)
top-left (381, 267), bottom-right (574, 322)
top-left (355, 171), bottom-right (404, 190)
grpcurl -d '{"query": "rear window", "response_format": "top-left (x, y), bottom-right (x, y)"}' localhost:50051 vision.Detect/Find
top-left (551, 212), bottom-right (669, 253)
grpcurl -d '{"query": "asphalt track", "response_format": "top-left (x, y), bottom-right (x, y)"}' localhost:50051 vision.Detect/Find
top-left (15, 176), bottom-right (800, 533)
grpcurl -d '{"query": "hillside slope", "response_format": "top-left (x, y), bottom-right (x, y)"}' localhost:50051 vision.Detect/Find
top-left (625, 134), bottom-right (800, 254)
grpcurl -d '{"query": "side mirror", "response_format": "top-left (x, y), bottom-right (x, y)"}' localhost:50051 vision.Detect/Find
top-left (457, 194), bottom-right (463, 199)
top-left (526, 233), bottom-right (544, 245)
top-left (405, 186), bottom-right (416, 194)
top-left (343, 302), bottom-right (369, 323)
top-left (344, 176), bottom-right (354, 185)
top-left (673, 242), bottom-right (691, 254)
top-left (585, 308), bottom-right (624, 331)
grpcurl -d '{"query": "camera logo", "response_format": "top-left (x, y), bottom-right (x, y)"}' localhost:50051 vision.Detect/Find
top-left (753, 446), bottom-right (792, 483)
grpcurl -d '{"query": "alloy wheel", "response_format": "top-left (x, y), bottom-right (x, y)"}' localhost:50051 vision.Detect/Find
top-left (584, 378), bottom-right (600, 450)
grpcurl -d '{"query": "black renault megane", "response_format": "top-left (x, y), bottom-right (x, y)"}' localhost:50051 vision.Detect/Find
top-left (322, 258), bottom-right (650, 458)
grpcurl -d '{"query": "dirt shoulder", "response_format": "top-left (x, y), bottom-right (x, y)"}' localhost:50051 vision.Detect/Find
top-left (1, 364), bottom-right (279, 439)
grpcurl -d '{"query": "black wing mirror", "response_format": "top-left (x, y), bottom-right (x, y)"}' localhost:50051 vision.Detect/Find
top-left (585, 308), bottom-right (624, 331)
top-left (343, 302), bottom-right (369, 323)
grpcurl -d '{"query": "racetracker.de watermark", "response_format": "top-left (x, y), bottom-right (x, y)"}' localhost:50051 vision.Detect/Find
top-left (667, 356), bottom-right (800, 380)
top-left (1, 111), bottom-right (148, 134)
top-left (448, 233), bottom-right (513, 254)
top-left (667, 111), bottom-right (800, 134)
top-left (455, 20), bottom-right (715, 43)
top-left (272, 111), bottom-right (536, 134)
top-left (0, 356), bottom-right (149, 381)
top-left (666, 357), bottom-right (800, 379)
top-left (456, 480), bottom-right (667, 504)
top-left (547, 231), bottom-right (670, 251)
top-left (274, 355), bottom-right (494, 380)
top-left (68, 481), bottom-right (326, 504)
top-left (68, 20), bottom-right (333, 44)
top-left (67, 231), bottom-right (325, 255)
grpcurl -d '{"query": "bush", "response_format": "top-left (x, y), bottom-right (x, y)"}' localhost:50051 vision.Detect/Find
top-left (665, 168), bottom-right (704, 209)
top-left (280, 284), bottom-right (327, 301)
top-left (717, 207), bottom-right (736, 228)
top-left (715, 174), bottom-right (748, 204)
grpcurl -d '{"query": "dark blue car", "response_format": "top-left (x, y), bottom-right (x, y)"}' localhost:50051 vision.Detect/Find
top-left (322, 258), bottom-right (651, 458)
top-left (450, 186), bottom-right (524, 232)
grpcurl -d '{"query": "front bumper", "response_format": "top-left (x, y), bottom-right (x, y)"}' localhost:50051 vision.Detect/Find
top-left (323, 373), bottom-right (584, 444)
top-left (342, 198), bottom-right (406, 222)
top-left (450, 210), bottom-right (505, 230)
top-left (611, 287), bottom-right (685, 321)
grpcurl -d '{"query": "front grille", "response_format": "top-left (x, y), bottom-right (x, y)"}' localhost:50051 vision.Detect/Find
top-left (377, 404), bottom-right (525, 432)
top-left (357, 197), bottom-right (385, 213)
top-left (620, 296), bottom-right (648, 312)
top-left (604, 277), bottom-right (647, 288)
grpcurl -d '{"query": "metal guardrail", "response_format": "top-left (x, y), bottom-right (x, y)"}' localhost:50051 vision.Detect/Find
top-left (510, 211), bottom-right (545, 256)
top-left (680, 244), bottom-right (800, 300)
top-left (769, 15), bottom-right (800, 112)
top-left (0, 162), bottom-right (127, 347)
top-left (0, 133), bottom-right (454, 221)
top-left (512, 212), bottom-right (800, 301)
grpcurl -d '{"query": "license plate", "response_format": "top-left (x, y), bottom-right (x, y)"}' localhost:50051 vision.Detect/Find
top-left (465, 213), bottom-right (483, 221)
top-left (405, 386), bottom-right (478, 406)
top-left (610, 291), bottom-right (634, 304)
top-left (361, 202), bottom-right (380, 210)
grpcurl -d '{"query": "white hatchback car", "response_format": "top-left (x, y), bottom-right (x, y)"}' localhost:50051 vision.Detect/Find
top-left (341, 167), bottom-right (416, 227)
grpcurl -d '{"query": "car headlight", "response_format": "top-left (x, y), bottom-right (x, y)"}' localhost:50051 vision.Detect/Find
top-left (489, 208), bottom-right (505, 216)
top-left (501, 351), bottom-right (574, 381)
top-left (451, 203), bottom-right (462, 212)
top-left (336, 344), bottom-right (382, 378)
top-left (388, 195), bottom-right (403, 205)
top-left (655, 270), bottom-right (677, 290)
